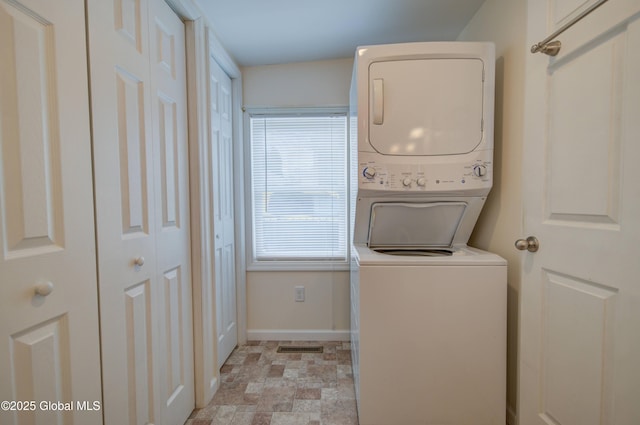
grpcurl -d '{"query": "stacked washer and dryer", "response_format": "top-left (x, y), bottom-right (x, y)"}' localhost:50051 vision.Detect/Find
top-left (349, 42), bottom-right (506, 425)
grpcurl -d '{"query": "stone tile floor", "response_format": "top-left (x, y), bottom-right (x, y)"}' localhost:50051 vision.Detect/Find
top-left (185, 341), bottom-right (359, 425)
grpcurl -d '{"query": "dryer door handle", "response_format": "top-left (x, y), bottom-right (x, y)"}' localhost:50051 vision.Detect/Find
top-left (372, 78), bottom-right (384, 125)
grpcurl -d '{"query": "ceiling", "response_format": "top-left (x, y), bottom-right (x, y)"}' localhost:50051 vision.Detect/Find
top-left (195, 0), bottom-right (486, 67)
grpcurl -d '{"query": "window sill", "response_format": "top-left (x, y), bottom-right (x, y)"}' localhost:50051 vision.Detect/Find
top-left (247, 260), bottom-right (349, 272)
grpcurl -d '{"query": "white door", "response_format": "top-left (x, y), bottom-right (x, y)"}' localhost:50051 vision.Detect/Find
top-left (88, 0), bottom-right (193, 423)
top-left (148, 1), bottom-right (194, 423)
top-left (88, 0), bottom-right (158, 421)
top-left (0, 0), bottom-right (103, 424)
top-left (209, 57), bottom-right (237, 367)
top-left (520, 1), bottom-right (640, 425)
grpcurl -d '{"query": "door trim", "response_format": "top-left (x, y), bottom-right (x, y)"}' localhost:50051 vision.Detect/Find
top-left (169, 0), bottom-right (246, 408)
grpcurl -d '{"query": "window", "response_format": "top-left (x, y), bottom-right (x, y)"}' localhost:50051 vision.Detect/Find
top-left (247, 109), bottom-right (348, 269)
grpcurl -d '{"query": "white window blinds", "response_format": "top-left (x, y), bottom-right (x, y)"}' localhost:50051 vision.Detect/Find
top-left (249, 112), bottom-right (348, 263)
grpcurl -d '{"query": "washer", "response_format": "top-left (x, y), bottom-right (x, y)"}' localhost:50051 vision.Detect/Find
top-left (351, 245), bottom-right (506, 425)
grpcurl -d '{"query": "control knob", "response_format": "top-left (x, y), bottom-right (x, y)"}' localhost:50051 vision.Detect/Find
top-left (473, 164), bottom-right (487, 177)
top-left (416, 177), bottom-right (426, 187)
top-left (402, 177), bottom-right (412, 187)
top-left (363, 167), bottom-right (376, 179)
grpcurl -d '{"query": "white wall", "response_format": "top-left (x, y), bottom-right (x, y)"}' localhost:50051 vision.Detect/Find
top-left (242, 58), bottom-right (354, 340)
top-left (246, 271), bottom-right (350, 339)
top-left (457, 0), bottom-right (526, 422)
top-left (243, 58), bottom-right (353, 108)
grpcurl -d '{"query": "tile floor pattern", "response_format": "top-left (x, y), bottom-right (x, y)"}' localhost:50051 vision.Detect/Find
top-left (185, 341), bottom-right (359, 425)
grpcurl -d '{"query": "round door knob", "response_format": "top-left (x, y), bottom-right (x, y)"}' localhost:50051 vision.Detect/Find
top-left (134, 256), bottom-right (145, 267)
top-left (35, 281), bottom-right (54, 297)
top-left (515, 236), bottom-right (539, 252)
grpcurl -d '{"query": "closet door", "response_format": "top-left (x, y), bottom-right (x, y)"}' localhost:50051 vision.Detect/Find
top-left (0, 0), bottom-right (102, 424)
top-left (88, 0), bottom-right (158, 422)
top-left (87, 0), bottom-right (193, 423)
top-left (148, 0), bottom-right (194, 423)
top-left (209, 56), bottom-right (238, 368)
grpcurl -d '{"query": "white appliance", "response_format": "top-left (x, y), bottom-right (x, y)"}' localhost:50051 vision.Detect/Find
top-left (349, 42), bottom-right (506, 425)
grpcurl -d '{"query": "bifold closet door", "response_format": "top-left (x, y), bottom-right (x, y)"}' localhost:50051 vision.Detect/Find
top-left (148, 1), bottom-right (194, 423)
top-left (87, 0), bottom-right (193, 423)
top-left (0, 0), bottom-right (103, 424)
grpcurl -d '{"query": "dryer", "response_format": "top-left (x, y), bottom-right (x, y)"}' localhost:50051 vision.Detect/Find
top-left (349, 42), bottom-right (506, 425)
top-left (352, 41), bottom-right (495, 250)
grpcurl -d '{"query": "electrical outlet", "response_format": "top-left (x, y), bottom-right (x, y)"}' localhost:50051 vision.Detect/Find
top-left (295, 286), bottom-right (305, 302)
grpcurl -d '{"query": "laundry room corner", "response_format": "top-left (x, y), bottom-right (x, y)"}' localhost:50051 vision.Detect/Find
top-left (457, 0), bottom-right (527, 423)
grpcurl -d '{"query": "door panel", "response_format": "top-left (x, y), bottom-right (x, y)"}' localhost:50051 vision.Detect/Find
top-left (0, 0), bottom-right (102, 424)
top-left (114, 0), bottom-right (143, 51)
top-left (124, 280), bottom-right (155, 425)
top-left (540, 271), bottom-right (616, 425)
top-left (520, 1), bottom-right (640, 424)
top-left (163, 267), bottom-right (184, 396)
top-left (158, 95), bottom-right (179, 227)
top-left (1, 1), bottom-right (63, 256)
top-left (115, 68), bottom-right (151, 236)
top-left (546, 30), bottom-right (623, 223)
top-left (11, 317), bottom-right (73, 424)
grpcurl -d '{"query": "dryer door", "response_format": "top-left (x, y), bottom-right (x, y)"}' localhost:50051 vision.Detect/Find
top-left (368, 58), bottom-right (484, 156)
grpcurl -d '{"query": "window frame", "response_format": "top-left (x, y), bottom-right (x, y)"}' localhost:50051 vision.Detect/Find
top-left (243, 107), bottom-right (350, 271)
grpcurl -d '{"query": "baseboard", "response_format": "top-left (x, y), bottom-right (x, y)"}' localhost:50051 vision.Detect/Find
top-left (506, 405), bottom-right (517, 425)
top-left (247, 329), bottom-right (350, 342)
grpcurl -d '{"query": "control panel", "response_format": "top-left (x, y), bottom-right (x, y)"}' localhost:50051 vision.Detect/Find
top-left (358, 154), bottom-right (492, 192)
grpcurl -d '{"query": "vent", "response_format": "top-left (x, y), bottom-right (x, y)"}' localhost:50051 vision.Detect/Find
top-left (277, 346), bottom-right (323, 354)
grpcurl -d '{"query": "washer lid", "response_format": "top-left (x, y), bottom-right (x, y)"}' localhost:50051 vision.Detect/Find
top-left (367, 202), bottom-right (467, 249)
